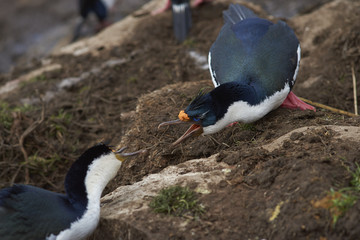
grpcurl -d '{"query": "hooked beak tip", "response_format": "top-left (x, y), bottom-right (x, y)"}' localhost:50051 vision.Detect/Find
top-left (115, 148), bottom-right (147, 161)
top-left (158, 119), bottom-right (183, 129)
top-left (172, 124), bottom-right (203, 146)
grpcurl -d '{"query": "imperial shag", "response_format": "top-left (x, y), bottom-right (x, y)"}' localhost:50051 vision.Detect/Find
top-left (159, 4), bottom-right (315, 145)
top-left (0, 143), bottom-right (144, 240)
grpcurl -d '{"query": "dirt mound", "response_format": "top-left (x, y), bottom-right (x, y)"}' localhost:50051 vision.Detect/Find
top-left (110, 78), bottom-right (360, 240)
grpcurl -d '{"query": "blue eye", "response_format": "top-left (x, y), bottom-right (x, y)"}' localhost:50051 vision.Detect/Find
top-left (193, 117), bottom-right (200, 122)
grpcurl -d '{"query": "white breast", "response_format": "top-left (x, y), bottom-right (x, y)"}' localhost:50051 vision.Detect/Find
top-left (203, 83), bottom-right (290, 135)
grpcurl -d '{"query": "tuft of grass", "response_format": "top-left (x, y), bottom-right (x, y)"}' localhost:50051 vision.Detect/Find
top-left (328, 188), bottom-right (357, 225)
top-left (26, 153), bottom-right (62, 173)
top-left (182, 38), bottom-right (196, 48)
top-left (49, 109), bottom-right (73, 138)
top-left (30, 74), bottom-right (47, 83)
top-left (162, 68), bottom-right (172, 79)
top-left (313, 162), bottom-right (360, 226)
top-left (0, 101), bottom-right (35, 129)
top-left (0, 101), bottom-right (13, 129)
top-left (328, 163), bottom-right (360, 225)
top-left (338, 73), bottom-right (345, 83)
top-left (50, 109), bottom-right (72, 124)
top-left (127, 76), bottom-right (137, 84)
top-left (79, 85), bottom-right (90, 94)
top-left (348, 163), bottom-right (360, 191)
top-left (238, 123), bottom-right (256, 131)
top-left (149, 185), bottom-right (205, 217)
top-left (20, 74), bottom-right (47, 88)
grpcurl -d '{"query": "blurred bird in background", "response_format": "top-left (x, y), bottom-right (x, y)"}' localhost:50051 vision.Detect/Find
top-left (152, 0), bottom-right (212, 42)
top-left (72, 0), bottom-right (114, 41)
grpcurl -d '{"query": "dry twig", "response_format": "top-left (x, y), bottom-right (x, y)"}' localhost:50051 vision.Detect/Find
top-left (299, 97), bottom-right (358, 118)
top-left (351, 62), bottom-right (358, 115)
top-left (12, 102), bottom-right (46, 185)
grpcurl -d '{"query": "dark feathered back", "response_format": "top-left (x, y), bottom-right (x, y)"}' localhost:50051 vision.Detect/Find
top-left (223, 4), bottom-right (256, 25)
top-left (209, 4), bottom-right (299, 96)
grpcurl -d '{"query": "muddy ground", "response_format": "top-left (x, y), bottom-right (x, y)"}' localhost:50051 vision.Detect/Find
top-left (1, 0), bottom-right (360, 239)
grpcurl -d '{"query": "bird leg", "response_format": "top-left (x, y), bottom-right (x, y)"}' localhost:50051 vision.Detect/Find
top-left (152, 0), bottom-right (213, 15)
top-left (281, 91), bottom-right (316, 111)
top-left (227, 122), bottom-right (238, 127)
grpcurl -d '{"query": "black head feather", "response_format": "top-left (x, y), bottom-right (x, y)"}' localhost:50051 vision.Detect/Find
top-left (187, 88), bottom-right (211, 111)
top-left (185, 89), bottom-right (217, 127)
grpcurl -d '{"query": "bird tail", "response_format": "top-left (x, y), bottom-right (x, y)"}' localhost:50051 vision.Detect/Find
top-left (223, 4), bottom-right (256, 25)
top-left (172, 0), bottom-right (192, 42)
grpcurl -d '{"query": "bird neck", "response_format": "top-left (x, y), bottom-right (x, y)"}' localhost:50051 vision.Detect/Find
top-left (64, 152), bottom-right (121, 209)
top-left (84, 153), bottom-right (122, 203)
top-left (54, 153), bottom-right (122, 240)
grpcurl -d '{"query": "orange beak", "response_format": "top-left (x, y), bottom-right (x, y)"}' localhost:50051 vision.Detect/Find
top-left (158, 110), bottom-right (203, 145)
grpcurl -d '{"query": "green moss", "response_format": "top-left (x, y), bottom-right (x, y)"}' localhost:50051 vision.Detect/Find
top-left (149, 185), bottom-right (205, 217)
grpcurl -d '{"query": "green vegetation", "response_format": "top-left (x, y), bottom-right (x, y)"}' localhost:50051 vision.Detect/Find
top-left (183, 38), bottom-right (196, 48)
top-left (162, 68), bottom-right (172, 79)
top-left (0, 101), bottom-right (34, 129)
top-left (238, 123), bottom-right (256, 131)
top-left (50, 109), bottom-right (72, 123)
top-left (0, 101), bottom-right (13, 129)
top-left (127, 76), bottom-right (137, 84)
top-left (327, 163), bottom-right (360, 225)
top-left (79, 85), bottom-right (90, 94)
top-left (149, 185), bottom-right (205, 217)
top-left (50, 109), bottom-right (72, 124)
top-left (328, 188), bottom-right (357, 225)
top-left (348, 163), bottom-right (360, 191)
top-left (27, 153), bottom-right (62, 173)
top-left (20, 74), bottom-right (47, 88)
top-left (338, 73), bottom-right (345, 83)
top-left (29, 74), bottom-right (47, 83)
top-left (49, 109), bottom-right (73, 136)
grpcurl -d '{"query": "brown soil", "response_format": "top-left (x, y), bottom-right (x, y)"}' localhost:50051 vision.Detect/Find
top-left (1, 1), bottom-right (360, 239)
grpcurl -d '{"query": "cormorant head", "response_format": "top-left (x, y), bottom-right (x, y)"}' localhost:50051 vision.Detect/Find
top-left (158, 90), bottom-right (218, 145)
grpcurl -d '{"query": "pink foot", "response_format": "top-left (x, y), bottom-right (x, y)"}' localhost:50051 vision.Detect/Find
top-left (227, 122), bottom-right (238, 127)
top-left (152, 0), bottom-right (171, 15)
top-left (281, 91), bottom-right (316, 111)
top-left (192, 0), bottom-right (213, 7)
